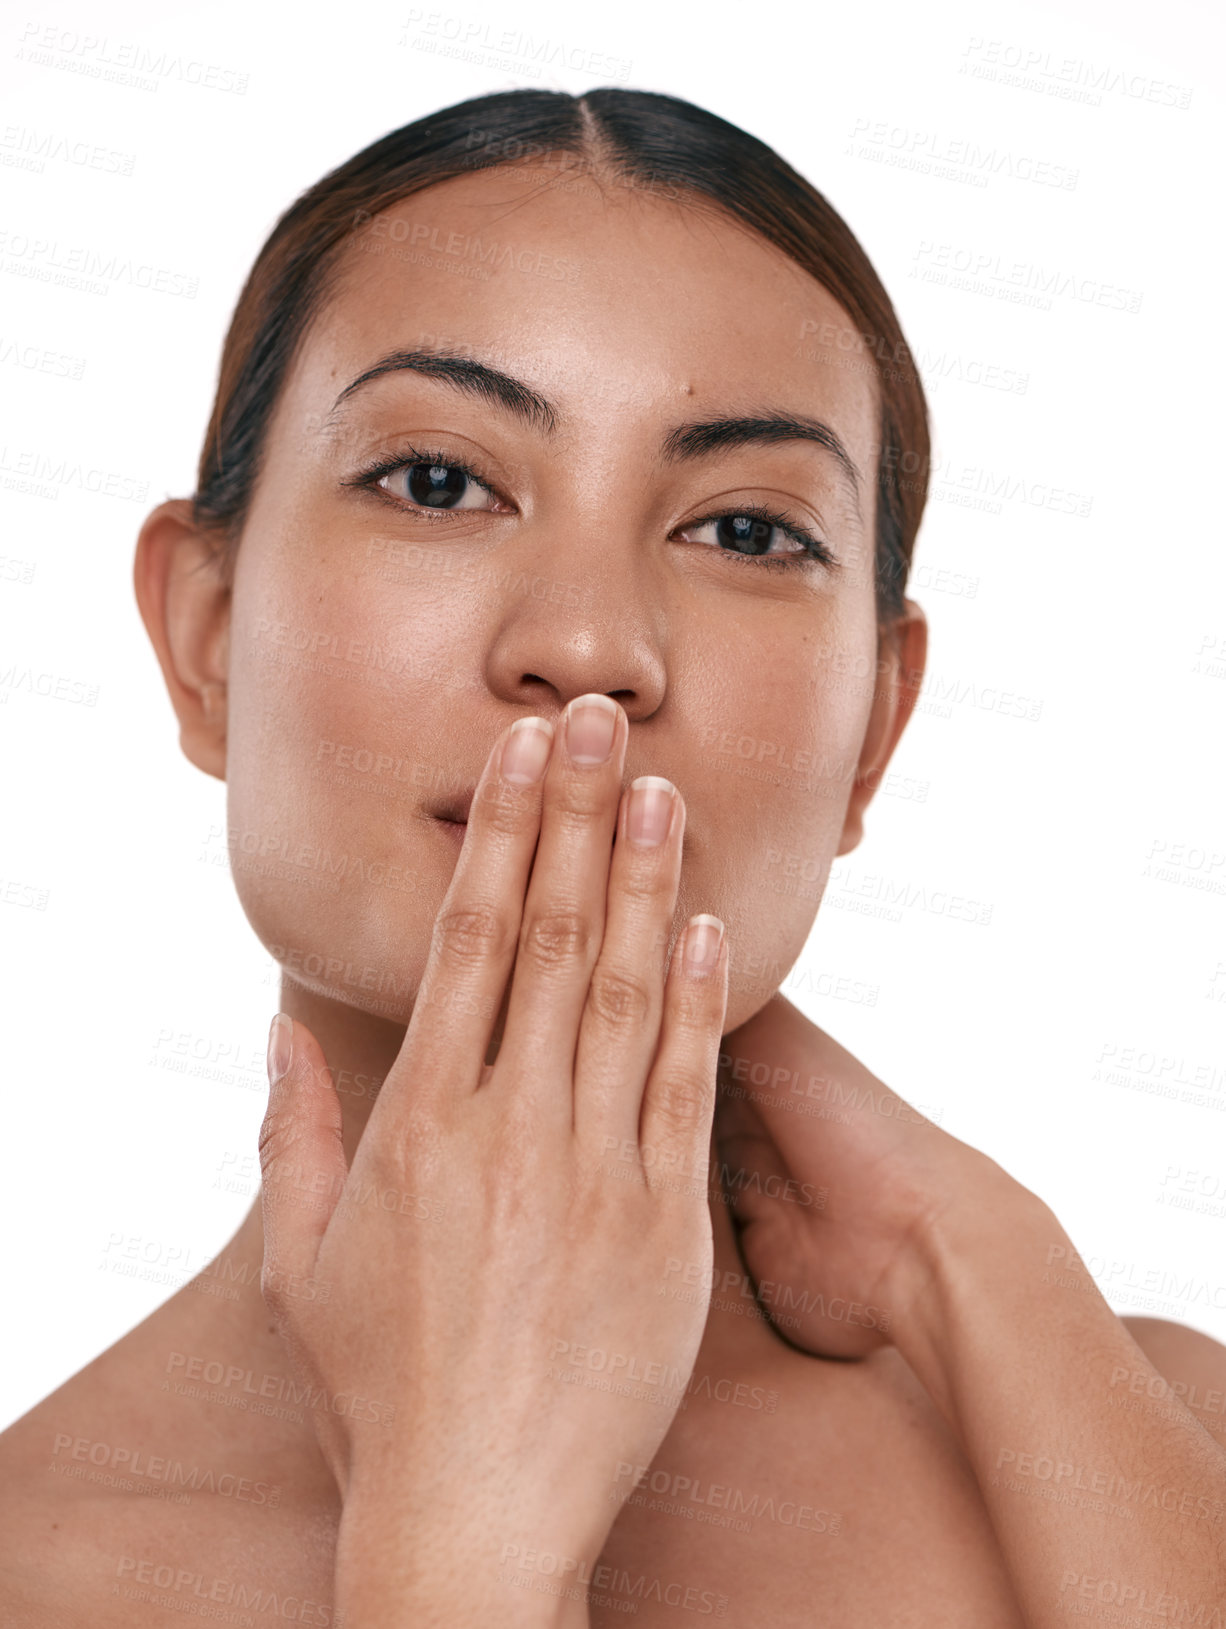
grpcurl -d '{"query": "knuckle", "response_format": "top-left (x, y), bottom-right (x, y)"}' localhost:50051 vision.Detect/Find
top-left (616, 854), bottom-right (676, 907)
top-left (479, 780), bottom-right (537, 837)
top-left (360, 1133), bottom-right (408, 1189)
top-left (259, 1266), bottom-right (288, 1316)
top-left (257, 1109), bottom-right (299, 1174)
top-left (520, 908), bottom-right (594, 972)
top-left (548, 777), bottom-right (610, 823)
top-left (367, 1106), bottom-right (438, 1189)
top-left (432, 902), bottom-right (514, 967)
top-left (362, 1101), bottom-right (435, 1189)
top-left (650, 1069), bottom-right (712, 1139)
top-left (588, 965), bottom-right (653, 1029)
top-left (672, 965), bottom-right (727, 1029)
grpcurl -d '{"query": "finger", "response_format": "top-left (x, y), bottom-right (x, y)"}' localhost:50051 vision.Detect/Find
top-left (711, 1069), bottom-right (770, 1144)
top-left (403, 715), bottom-right (555, 1113)
top-left (257, 1014), bottom-right (347, 1303)
top-left (637, 916), bottom-right (728, 1191)
top-left (712, 1120), bottom-right (794, 1234)
top-left (712, 1072), bottom-right (782, 1218)
top-left (490, 693), bottom-right (627, 1123)
top-left (572, 776), bottom-right (683, 1150)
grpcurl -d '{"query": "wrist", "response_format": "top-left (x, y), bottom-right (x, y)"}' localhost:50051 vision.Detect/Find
top-left (335, 1488), bottom-right (601, 1629)
top-left (882, 1153), bottom-right (1055, 1374)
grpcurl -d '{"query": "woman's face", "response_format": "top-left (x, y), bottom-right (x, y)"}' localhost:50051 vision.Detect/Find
top-left (216, 162), bottom-right (915, 1035)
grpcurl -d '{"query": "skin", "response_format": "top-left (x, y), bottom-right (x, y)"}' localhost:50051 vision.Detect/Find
top-left (195, 164), bottom-right (915, 1061)
top-left (213, 165), bottom-right (921, 1612)
top-left (3, 158), bottom-right (1224, 1626)
top-left (262, 702), bottom-right (735, 1624)
top-left (714, 1006), bottom-right (1226, 1625)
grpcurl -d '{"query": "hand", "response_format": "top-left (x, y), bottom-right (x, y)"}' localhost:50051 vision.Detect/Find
top-left (712, 993), bottom-right (1019, 1359)
top-left (256, 695), bottom-right (728, 1587)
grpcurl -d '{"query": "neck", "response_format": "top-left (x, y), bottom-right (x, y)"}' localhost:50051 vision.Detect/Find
top-left (167, 977), bottom-right (763, 1492)
top-left (278, 975), bottom-right (410, 1167)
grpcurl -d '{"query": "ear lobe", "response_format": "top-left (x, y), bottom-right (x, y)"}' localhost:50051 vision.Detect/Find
top-left (835, 804), bottom-right (866, 859)
top-left (133, 499), bottom-right (232, 783)
top-left (201, 680), bottom-right (227, 723)
top-left (835, 599), bottom-right (928, 858)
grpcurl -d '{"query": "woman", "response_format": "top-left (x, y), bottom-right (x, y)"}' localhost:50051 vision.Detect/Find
top-left (2, 86), bottom-right (1223, 1626)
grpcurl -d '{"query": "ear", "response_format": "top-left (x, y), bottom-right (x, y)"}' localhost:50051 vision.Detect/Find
top-left (133, 499), bottom-right (231, 782)
top-left (836, 598), bottom-right (927, 857)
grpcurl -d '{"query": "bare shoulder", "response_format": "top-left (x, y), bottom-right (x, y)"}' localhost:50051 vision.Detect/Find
top-left (0, 1357), bottom-right (197, 1627)
top-left (0, 1394), bottom-right (99, 1627)
top-left (1119, 1314), bottom-right (1226, 1379)
top-left (1117, 1314), bottom-right (1226, 1446)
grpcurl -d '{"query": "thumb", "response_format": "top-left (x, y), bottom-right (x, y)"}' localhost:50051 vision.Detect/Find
top-left (714, 1121), bottom-right (794, 1234)
top-left (258, 1013), bottom-right (348, 1291)
top-left (714, 1121), bottom-right (813, 1325)
top-left (713, 1087), bottom-right (791, 1229)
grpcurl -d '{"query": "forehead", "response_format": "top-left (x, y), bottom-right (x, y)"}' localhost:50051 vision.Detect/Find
top-left (292, 163), bottom-right (879, 461)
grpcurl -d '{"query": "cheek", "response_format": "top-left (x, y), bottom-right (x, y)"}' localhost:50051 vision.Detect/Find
top-left (220, 522), bottom-right (879, 1032)
top-left (221, 557), bottom-right (481, 1022)
top-left (683, 647), bottom-right (875, 1032)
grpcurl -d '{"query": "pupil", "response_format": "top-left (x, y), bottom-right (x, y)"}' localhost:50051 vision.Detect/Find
top-left (719, 515), bottom-right (772, 555)
top-left (408, 462), bottom-right (466, 508)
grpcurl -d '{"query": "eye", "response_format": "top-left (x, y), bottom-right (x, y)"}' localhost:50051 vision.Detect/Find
top-left (345, 447), bottom-right (506, 516)
top-left (345, 452), bottom-right (836, 571)
top-left (677, 505), bottom-right (836, 570)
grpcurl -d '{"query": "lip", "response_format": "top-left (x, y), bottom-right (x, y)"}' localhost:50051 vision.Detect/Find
top-left (427, 776), bottom-right (694, 851)
top-left (431, 788), bottom-right (476, 825)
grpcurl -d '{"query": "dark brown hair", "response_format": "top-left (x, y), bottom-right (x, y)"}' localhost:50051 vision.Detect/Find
top-left (191, 87), bottom-right (929, 623)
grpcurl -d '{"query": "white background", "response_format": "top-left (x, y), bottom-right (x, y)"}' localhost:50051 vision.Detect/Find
top-left (1, 0), bottom-right (1223, 1429)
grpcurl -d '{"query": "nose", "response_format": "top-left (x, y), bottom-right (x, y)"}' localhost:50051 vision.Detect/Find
top-left (482, 543), bottom-right (669, 725)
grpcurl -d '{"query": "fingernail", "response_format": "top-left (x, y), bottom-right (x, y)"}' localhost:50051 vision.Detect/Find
top-left (267, 1013), bottom-right (293, 1084)
top-left (565, 694), bottom-right (618, 765)
top-left (627, 776), bottom-right (676, 846)
top-left (684, 915), bottom-right (725, 970)
top-left (501, 716), bottom-right (554, 784)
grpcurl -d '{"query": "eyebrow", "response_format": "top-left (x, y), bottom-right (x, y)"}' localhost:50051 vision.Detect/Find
top-left (328, 347), bottom-right (863, 507)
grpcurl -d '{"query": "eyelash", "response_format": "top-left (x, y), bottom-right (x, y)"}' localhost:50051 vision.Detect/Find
top-left (344, 445), bottom-right (837, 571)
